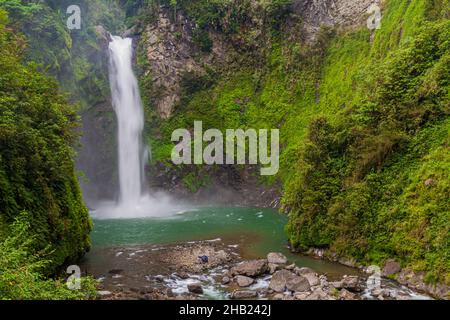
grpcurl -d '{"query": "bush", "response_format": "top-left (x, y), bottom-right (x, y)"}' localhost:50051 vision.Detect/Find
top-left (0, 213), bottom-right (97, 300)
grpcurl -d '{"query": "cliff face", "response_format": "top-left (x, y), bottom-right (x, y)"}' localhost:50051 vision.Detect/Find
top-left (139, 0), bottom-right (379, 119)
top-left (293, 0), bottom-right (379, 33)
top-left (134, 0), bottom-right (450, 294)
top-left (140, 9), bottom-right (216, 118)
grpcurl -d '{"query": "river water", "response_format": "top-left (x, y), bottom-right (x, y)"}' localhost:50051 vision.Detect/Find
top-left (87, 207), bottom-right (357, 278)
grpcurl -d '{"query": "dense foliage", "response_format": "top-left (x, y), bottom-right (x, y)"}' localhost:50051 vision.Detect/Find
top-left (0, 10), bottom-right (91, 272)
top-left (0, 213), bottom-right (96, 300)
top-left (138, 0), bottom-right (449, 284)
top-left (0, 0), bottom-right (448, 298)
top-left (0, 0), bottom-right (126, 109)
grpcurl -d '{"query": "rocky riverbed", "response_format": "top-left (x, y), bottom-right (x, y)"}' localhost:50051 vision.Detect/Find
top-left (81, 239), bottom-right (431, 300)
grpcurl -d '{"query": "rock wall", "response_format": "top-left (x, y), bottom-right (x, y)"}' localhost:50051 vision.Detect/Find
top-left (292, 0), bottom-right (381, 37)
top-left (140, 9), bottom-right (230, 118)
top-left (140, 1), bottom-right (381, 118)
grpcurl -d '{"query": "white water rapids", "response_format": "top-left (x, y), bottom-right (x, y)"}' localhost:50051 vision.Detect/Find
top-left (92, 36), bottom-right (180, 219)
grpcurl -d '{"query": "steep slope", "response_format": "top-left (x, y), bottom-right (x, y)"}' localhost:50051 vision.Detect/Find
top-left (133, 0), bottom-right (449, 294)
top-left (0, 9), bottom-right (91, 269)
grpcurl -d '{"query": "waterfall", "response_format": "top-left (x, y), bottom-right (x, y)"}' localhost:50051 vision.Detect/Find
top-left (108, 36), bottom-right (146, 206)
top-left (92, 35), bottom-right (179, 219)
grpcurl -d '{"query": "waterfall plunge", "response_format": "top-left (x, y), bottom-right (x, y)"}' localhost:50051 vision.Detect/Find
top-left (109, 36), bottom-right (145, 205)
top-left (92, 36), bottom-right (180, 219)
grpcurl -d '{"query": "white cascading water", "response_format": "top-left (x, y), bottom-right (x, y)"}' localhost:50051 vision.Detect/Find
top-left (109, 36), bottom-right (145, 206)
top-left (93, 36), bottom-right (179, 219)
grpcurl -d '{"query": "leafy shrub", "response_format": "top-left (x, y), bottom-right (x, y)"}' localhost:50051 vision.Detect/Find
top-left (0, 213), bottom-right (97, 300)
top-left (0, 10), bottom-right (92, 272)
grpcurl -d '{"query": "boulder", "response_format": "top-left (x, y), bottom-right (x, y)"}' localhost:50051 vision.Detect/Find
top-left (268, 263), bottom-right (280, 274)
top-left (176, 272), bottom-right (190, 279)
top-left (267, 252), bottom-right (288, 264)
top-left (286, 275), bottom-right (311, 292)
top-left (319, 274), bottom-right (329, 288)
top-left (303, 273), bottom-right (320, 287)
top-left (294, 292), bottom-right (310, 300)
top-left (230, 290), bottom-right (258, 299)
top-left (331, 276), bottom-right (360, 291)
top-left (339, 289), bottom-right (357, 300)
top-left (294, 267), bottom-right (315, 275)
top-left (382, 259), bottom-right (401, 276)
top-left (269, 270), bottom-right (310, 293)
top-left (285, 264), bottom-right (296, 270)
top-left (231, 259), bottom-right (268, 277)
top-left (305, 288), bottom-right (334, 300)
top-left (342, 276), bottom-right (360, 291)
top-left (97, 290), bottom-right (112, 298)
top-left (236, 275), bottom-right (255, 287)
top-left (187, 283), bottom-right (203, 294)
top-left (221, 276), bottom-right (230, 285)
top-left (269, 270), bottom-right (294, 292)
top-left (273, 293), bottom-right (284, 300)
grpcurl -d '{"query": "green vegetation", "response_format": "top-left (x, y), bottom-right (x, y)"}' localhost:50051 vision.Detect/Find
top-left (139, 0), bottom-right (449, 284)
top-left (284, 2), bottom-right (450, 284)
top-left (0, 9), bottom-right (95, 298)
top-left (0, 0), bottom-right (448, 299)
top-left (0, 0), bottom-right (126, 109)
top-left (0, 213), bottom-right (96, 300)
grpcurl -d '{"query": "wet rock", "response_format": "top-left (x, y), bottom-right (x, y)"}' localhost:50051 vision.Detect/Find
top-left (306, 288), bottom-right (334, 300)
top-left (286, 275), bottom-right (311, 292)
top-left (371, 288), bottom-right (391, 299)
top-left (383, 259), bottom-right (401, 277)
top-left (236, 275), bottom-right (255, 287)
top-left (269, 270), bottom-right (294, 292)
top-left (165, 288), bottom-right (175, 298)
top-left (94, 25), bottom-right (111, 43)
top-left (294, 267), bottom-right (315, 275)
top-left (231, 259), bottom-right (268, 277)
top-left (273, 293), bottom-right (284, 300)
top-left (215, 250), bottom-right (229, 263)
top-left (303, 273), bottom-right (320, 287)
top-left (269, 270), bottom-right (310, 293)
top-left (342, 276), bottom-right (360, 290)
top-left (294, 292), bottom-right (310, 300)
top-left (268, 263), bottom-right (280, 274)
top-left (285, 264), bottom-right (296, 270)
top-left (154, 275), bottom-right (165, 282)
top-left (339, 289), bottom-right (357, 300)
top-left (175, 272), bottom-right (190, 279)
top-left (122, 26), bottom-right (137, 38)
top-left (97, 290), bottom-right (113, 298)
top-left (267, 252), bottom-right (287, 264)
top-left (108, 269), bottom-right (124, 275)
top-left (221, 276), bottom-right (230, 285)
top-left (331, 276), bottom-right (360, 291)
top-left (187, 283), bottom-right (203, 294)
top-left (319, 275), bottom-right (329, 288)
top-left (230, 290), bottom-right (258, 299)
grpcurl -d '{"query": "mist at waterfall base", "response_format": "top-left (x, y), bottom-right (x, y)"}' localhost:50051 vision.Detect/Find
top-left (91, 36), bottom-right (182, 219)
